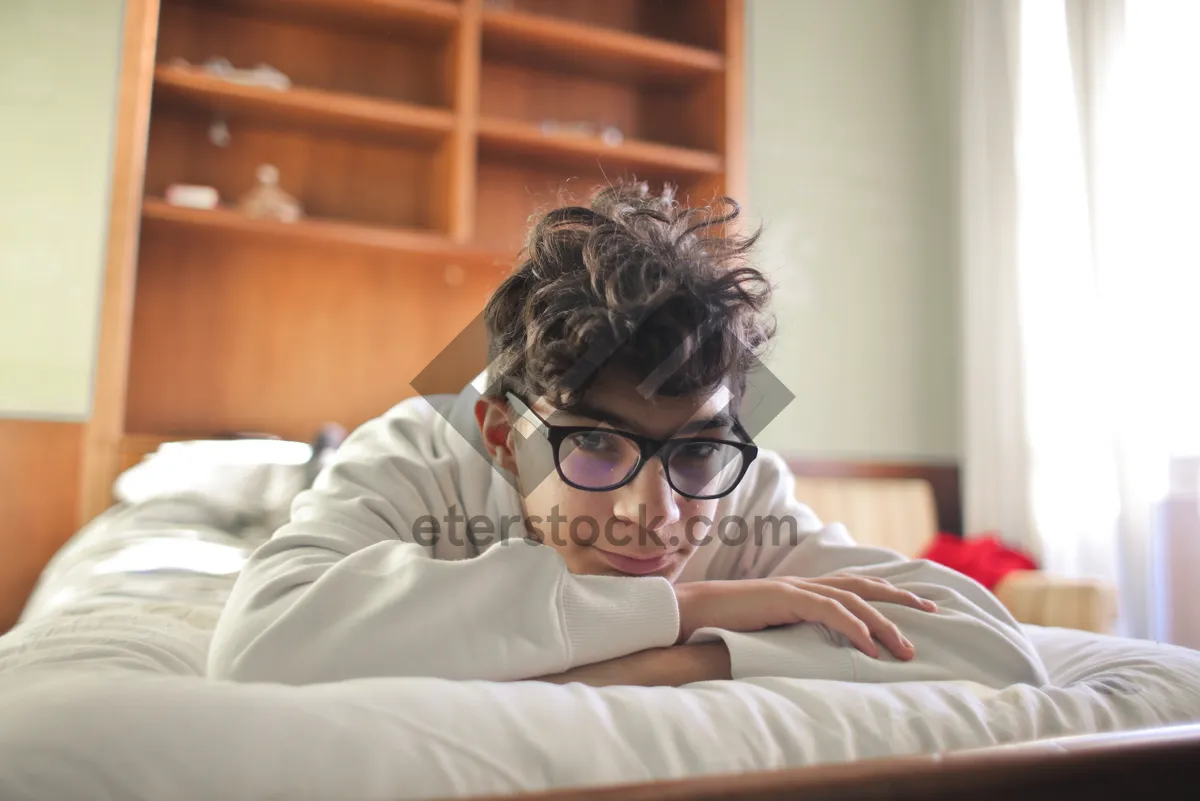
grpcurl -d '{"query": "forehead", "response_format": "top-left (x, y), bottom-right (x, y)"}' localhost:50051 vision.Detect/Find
top-left (536, 370), bottom-right (734, 438)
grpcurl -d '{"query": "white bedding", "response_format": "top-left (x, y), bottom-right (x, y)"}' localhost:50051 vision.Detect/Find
top-left (1, 599), bottom-right (1199, 801)
top-left (3, 440), bottom-right (1198, 801)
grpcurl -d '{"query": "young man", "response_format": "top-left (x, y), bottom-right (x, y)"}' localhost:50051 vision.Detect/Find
top-left (208, 184), bottom-right (1047, 690)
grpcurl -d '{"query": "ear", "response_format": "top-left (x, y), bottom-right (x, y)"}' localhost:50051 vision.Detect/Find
top-left (475, 396), bottom-right (519, 473)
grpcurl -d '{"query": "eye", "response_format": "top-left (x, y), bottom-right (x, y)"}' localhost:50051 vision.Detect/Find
top-left (568, 430), bottom-right (621, 453)
top-left (675, 441), bottom-right (720, 461)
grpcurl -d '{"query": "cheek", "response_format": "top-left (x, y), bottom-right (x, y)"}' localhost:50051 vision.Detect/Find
top-left (520, 478), bottom-right (612, 545)
top-left (523, 485), bottom-right (617, 575)
top-left (675, 499), bottom-right (720, 542)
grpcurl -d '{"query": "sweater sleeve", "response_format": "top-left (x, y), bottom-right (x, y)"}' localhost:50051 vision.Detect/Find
top-left (686, 451), bottom-right (1049, 689)
top-left (206, 405), bottom-right (680, 685)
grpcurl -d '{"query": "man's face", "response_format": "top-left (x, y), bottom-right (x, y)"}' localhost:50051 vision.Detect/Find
top-left (501, 371), bottom-right (739, 581)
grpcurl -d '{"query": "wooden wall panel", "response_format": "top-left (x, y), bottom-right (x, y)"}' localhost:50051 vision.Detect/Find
top-left (0, 420), bottom-right (82, 634)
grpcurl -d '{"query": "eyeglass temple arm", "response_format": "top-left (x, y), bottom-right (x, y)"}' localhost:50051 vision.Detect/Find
top-left (505, 391), bottom-right (549, 435)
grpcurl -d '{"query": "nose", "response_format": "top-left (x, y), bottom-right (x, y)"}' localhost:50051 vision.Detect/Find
top-left (611, 457), bottom-right (682, 552)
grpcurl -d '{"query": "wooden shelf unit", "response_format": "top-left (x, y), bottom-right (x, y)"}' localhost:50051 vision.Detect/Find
top-left (81, 0), bottom-right (747, 521)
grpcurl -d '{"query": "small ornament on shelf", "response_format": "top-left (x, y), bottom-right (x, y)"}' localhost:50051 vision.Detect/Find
top-left (599, 125), bottom-right (624, 147)
top-left (208, 119), bottom-right (232, 148)
top-left (238, 164), bottom-right (303, 223)
top-left (166, 56), bottom-right (292, 91)
top-left (537, 119), bottom-right (625, 147)
top-left (203, 56), bottom-right (291, 91)
top-left (165, 184), bottom-right (220, 210)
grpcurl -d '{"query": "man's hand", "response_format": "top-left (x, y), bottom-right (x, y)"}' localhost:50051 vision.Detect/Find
top-left (675, 575), bottom-right (938, 660)
top-left (529, 642), bottom-right (732, 688)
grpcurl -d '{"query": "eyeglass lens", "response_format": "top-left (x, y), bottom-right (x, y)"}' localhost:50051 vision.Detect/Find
top-left (557, 430), bottom-right (746, 497)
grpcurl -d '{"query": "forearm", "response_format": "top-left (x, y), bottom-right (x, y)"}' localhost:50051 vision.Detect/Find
top-left (211, 537), bottom-right (679, 684)
top-left (529, 642), bottom-right (732, 688)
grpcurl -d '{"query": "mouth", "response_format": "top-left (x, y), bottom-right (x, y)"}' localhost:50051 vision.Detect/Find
top-left (594, 548), bottom-right (675, 576)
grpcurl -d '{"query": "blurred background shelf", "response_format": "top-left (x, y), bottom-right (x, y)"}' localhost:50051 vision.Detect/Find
top-left (476, 116), bottom-right (723, 175)
top-left (141, 199), bottom-right (506, 264)
top-left (153, 65), bottom-right (455, 145)
top-left (481, 7), bottom-right (724, 83)
top-left (207, 0), bottom-right (461, 38)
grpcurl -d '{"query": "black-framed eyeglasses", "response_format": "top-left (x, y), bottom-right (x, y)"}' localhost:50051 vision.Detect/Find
top-left (506, 392), bottom-right (758, 500)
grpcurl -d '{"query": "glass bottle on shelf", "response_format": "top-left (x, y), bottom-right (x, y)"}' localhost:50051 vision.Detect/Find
top-left (238, 164), bottom-right (303, 223)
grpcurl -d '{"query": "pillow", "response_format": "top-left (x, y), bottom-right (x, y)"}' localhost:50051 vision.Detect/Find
top-left (113, 439), bottom-right (313, 520)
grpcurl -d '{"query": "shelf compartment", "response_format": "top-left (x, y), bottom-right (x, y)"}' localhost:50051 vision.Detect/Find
top-left (496, 0), bottom-right (726, 51)
top-left (144, 107), bottom-right (443, 231)
top-left (472, 158), bottom-right (718, 255)
top-left (159, 0), bottom-right (453, 107)
top-left (481, 8), bottom-right (724, 84)
top-left (153, 65), bottom-right (454, 146)
top-left (126, 215), bottom-right (502, 441)
top-left (477, 116), bottom-right (722, 175)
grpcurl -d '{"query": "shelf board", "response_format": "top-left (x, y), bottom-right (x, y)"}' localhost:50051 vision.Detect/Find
top-left (141, 199), bottom-right (507, 265)
top-left (477, 117), bottom-right (723, 176)
top-left (153, 65), bottom-right (455, 145)
top-left (481, 9), bottom-right (724, 84)
top-left (210, 0), bottom-right (460, 39)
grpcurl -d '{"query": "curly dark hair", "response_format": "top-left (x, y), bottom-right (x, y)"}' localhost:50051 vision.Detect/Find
top-left (482, 182), bottom-right (776, 415)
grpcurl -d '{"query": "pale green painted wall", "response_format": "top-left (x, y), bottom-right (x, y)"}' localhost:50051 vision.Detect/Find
top-left (748, 0), bottom-right (961, 460)
top-left (0, 0), bottom-right (125, 419)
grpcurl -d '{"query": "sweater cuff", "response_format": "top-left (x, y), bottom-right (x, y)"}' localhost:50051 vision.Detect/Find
top-left (560, 574), bottom-right (680, 668)
top-left (687, 624), bottom-right (858, 681)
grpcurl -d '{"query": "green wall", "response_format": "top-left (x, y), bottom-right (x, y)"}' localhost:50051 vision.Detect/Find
top-left (0, 0), bottom-right (125, 419)
top-left (748, 0), bottom-right (961, 460)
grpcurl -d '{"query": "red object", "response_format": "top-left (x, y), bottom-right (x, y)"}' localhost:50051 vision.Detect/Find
top-left (918, 533), bottom-right (1038, 590)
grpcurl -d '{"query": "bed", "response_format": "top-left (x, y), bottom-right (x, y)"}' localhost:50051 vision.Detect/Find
top-left (1, 437), bottom-right (1198, 801)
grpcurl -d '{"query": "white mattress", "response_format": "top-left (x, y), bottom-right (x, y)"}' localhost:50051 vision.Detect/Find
top-left (1, 599), bottom-right (1199, 801)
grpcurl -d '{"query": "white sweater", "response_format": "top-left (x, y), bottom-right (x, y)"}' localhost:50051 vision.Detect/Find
top-left (207, 381), bottom-right (1048, 689)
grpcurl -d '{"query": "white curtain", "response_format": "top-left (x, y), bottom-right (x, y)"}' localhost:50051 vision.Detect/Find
top-left (959, 0), bottom-right (1200, 639)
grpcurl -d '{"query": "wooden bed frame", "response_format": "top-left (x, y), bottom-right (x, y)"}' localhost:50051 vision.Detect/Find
top-left (457, 724), bottom-right (1200, 801)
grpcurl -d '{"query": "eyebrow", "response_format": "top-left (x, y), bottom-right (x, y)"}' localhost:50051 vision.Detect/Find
top-left (562, 400), bottom-right (737, 437)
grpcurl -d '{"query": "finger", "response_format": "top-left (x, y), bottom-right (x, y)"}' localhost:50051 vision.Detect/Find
top-left (788, 589), bottom-right (879, 658)
top-left (804, 585), bottom-right (916, 661)
top-left (808, 576), bottom-right (937, 613)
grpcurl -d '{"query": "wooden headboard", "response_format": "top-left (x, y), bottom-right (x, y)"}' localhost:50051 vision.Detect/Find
top-left (785, 458), bottom-right (962, 536)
